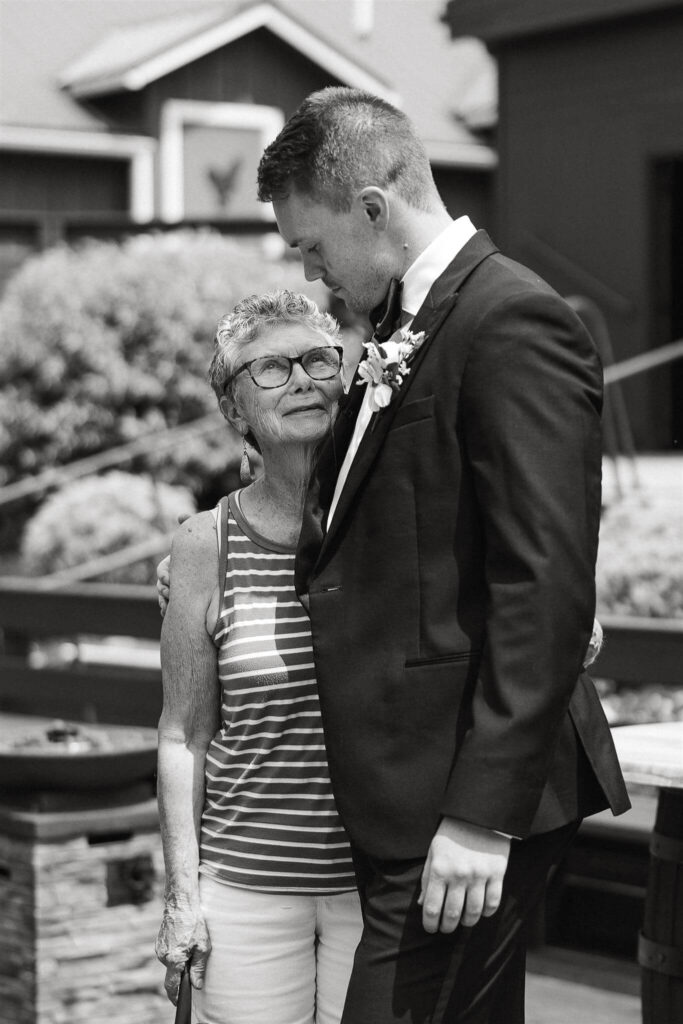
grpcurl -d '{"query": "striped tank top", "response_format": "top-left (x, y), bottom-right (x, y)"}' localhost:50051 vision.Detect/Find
top-left (198, 492), bottom-right (356, 894)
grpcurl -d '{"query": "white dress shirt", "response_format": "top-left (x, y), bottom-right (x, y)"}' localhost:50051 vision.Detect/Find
top-left (327, 216), bottom-right (477, 526)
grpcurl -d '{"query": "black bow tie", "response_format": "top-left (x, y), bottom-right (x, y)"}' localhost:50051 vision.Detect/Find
top-left (369, 278), bottom-right (403, 343)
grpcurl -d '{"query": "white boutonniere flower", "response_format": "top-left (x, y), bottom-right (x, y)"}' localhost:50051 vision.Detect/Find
top-left (357, 326), bottom-right (426, 414)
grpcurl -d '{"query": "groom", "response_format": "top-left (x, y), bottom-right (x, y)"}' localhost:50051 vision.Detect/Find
top-left (255, 88), bottom-right (630, 1022)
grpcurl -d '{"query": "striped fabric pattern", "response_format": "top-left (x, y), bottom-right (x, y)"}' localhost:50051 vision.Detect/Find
top-left (199, 494), bottom-right (356, 894)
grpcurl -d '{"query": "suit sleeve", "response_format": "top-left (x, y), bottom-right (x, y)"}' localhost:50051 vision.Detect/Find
top-left (440, 288), bottom-right (603, 838)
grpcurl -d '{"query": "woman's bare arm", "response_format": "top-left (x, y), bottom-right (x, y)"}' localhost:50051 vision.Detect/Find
top-left (155, 511), bottom-right (220, 1004)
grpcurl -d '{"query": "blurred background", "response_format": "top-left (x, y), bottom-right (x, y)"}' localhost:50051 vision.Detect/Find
top-left (0, 2), bottom-right (681, 1023)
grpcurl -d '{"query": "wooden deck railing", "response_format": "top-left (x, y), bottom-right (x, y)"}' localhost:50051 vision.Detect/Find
top-left (593, 614), bottom-right (683, 687)
top-left (0, 579), bottom-right (162, 726)
top-left (0, 578), bottom-right (680, 727)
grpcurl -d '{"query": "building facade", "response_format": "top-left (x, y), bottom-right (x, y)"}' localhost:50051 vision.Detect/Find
top-left (0, 0), bottom-right (497, 285)
top-left (446, 0), bottom-right (683, 449)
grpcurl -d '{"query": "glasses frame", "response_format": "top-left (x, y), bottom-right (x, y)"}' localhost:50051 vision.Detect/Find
top-left (223, 345), bottom-right (344, 391)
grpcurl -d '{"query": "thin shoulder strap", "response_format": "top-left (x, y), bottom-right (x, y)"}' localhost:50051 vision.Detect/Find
top-left (212, 495), bottom-right (231, 643)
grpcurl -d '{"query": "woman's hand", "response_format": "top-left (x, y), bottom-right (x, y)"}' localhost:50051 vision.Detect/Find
top-left (583, 618), bottom-right (603, 668)
top-left (155, 899), bottom-right (211, 1005)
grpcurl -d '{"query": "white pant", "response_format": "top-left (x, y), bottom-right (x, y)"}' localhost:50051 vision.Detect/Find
top-left (193, 875), bottom-right (363, 1024)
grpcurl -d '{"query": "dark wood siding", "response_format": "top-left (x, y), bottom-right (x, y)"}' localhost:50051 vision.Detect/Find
top-left (0, 152), bottom-right (129, 213)
top-left (90, 29), bottom-right (339, 137)
top-left (487, 9), bottom-right (683, 448)
top-left (152, 28), bottom-right (336, 117)
top-left (433, 167), bottom-right (495, 236)
top-left (0, 153), bottom-right (131, 289)
top-left (0, 222), bottom-right (40, 291)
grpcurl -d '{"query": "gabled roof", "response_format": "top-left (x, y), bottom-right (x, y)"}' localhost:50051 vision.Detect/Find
top-left (60, 2), bottom-right (398, 103)
top-left (59, 5), bottom-right (232, 96)
top-left (0, 0), bottom-right (497, 168)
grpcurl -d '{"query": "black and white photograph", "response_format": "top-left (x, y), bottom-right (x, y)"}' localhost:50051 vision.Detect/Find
top-left (0, 2), bottom-right (681, 1023)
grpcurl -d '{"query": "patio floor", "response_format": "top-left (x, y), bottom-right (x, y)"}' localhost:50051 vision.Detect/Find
top-left (526, 948), bottom-right (641, 1024)
top-left (527, 974), bottom-right (640, 1024)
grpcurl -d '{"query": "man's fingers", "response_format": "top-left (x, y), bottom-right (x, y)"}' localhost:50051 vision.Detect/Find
top-left (482, 876), bottom-right (504, 918)
top-left (421, 877), bottom-right (502, 934)
top-left (156, 556), bottom-right (170, 583)
top-left (459, 884), bottom-right (486, 929)
top-left (438, 884), bottom-right (466, 933)
top-left (418, 851), bottom-right (432, 906)
top-left (421, 876), bottom-right (448, 933)
top-left (156, 554), bottom-right (171, 616)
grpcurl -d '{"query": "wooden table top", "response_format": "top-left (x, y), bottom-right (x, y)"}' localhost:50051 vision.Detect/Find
top-left (612, 722), bottom-right (683, 789)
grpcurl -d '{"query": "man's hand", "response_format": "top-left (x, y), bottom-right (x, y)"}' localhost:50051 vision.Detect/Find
top-left (157, 512), bottom-right (193, 617)
top-left (157, 554), bottom-right (171, 617)
top-left (419, 817), bottom-right (510, 934)
top-left (155, 899), bottom-right (211, 1005)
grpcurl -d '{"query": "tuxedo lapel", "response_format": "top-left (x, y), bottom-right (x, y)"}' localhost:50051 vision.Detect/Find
top-left (319, 230), bottom-right (498, 558)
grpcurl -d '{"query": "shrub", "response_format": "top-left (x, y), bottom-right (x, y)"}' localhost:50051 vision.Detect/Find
top-left (596, 497), bottom-right (683, 618)
top-left (597, 677), bottom-right (683, 725)
top-left (595, 496), bottom-right (683, 724)
top-left (0, 230), bottom-right (327, 545)
top-left (20, 471), bottom-right (195, 585)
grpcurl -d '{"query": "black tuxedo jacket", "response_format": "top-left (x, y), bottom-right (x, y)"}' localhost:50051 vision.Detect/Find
top-left (296, 231), bottom-right (630, 860)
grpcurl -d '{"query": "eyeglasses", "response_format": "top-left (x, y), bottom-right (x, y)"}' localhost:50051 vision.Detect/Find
top-left (224, 346), bottom-right (344, 390)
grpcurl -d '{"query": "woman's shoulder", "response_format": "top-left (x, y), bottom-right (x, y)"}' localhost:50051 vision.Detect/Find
top-left (170, 510), bottom-right (219, 591)
top-left (172, 509), bottom-right (217, 547)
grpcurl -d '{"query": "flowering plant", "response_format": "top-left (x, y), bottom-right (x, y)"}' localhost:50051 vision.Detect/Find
top-left (356, 326), bottom-right (426, 413)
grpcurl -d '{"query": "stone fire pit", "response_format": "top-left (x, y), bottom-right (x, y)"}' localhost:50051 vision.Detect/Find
top-left (0, 714), bottom-right (166, 1024)
top-left (0, 714), bottom-right (157, 792)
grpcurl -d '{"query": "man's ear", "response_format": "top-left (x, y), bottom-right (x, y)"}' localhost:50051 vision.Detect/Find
top-left (358, 187), bottom-right (390, 232)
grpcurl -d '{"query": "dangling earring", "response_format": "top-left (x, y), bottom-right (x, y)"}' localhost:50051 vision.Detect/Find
top-left (240, 435), bottom-right (255, 486)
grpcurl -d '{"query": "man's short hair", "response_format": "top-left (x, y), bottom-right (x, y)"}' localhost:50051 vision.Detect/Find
top-left (257, 87), bottom-right (439, 212)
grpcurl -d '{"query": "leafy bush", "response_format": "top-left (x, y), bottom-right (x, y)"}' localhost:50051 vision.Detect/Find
top-left (595, 496), bottom-right (683, 724)
top-left (20, 471), bottom-right (195, 585)
top-left (596, 498), bottom-right (683, 618)
top-left (0, 230), bottom-right (325, 545)
top-left (597, 677), bottom-right (683, 725)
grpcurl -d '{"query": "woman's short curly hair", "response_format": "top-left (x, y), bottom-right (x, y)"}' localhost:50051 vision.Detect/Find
top-left (208, 289), bottom-right (340, 401)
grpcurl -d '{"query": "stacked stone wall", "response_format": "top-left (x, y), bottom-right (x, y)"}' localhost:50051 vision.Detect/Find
top-left (0, 802), bottom-right (169, 1024)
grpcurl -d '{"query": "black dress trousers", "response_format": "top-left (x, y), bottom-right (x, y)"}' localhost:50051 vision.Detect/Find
top-left (341, 821), bottom-right (580, 1024)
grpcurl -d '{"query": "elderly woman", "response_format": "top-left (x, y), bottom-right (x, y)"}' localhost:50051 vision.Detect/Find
top-left (155, 291), bottom-right (362, 1024)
